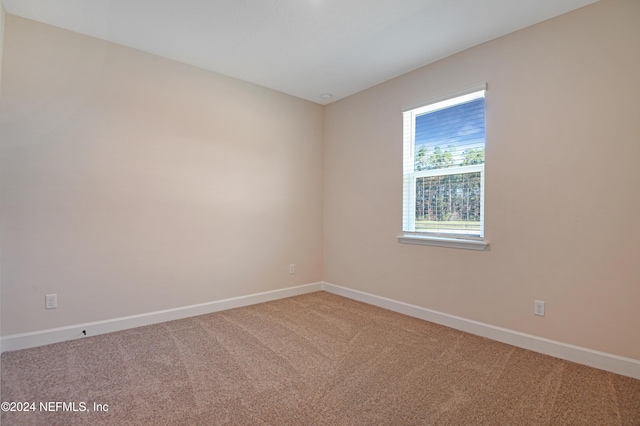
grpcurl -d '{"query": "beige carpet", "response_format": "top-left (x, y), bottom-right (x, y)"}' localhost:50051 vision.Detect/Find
top-left (1, 291), bottom-right (639, 425)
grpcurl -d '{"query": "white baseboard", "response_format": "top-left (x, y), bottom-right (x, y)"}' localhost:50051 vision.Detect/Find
top-left (321, 282), bottom-right (640, 380)
top-left (3, 280), bottom-right (638, 380)
top-left (0, 282), bottom-right (323, 353)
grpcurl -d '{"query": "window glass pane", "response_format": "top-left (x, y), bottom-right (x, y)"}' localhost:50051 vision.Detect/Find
top-left (414, 98), bottom-right (485, 172)
top-left (415, 172), bottom-right (482, 235)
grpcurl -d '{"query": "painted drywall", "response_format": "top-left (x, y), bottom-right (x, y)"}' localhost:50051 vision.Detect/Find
top-left (0, 16), bottom-right (324, 335)
top-left (323, 0), bottom-right (640, 360)
top-left (0, 2), bottom-right (5, 91)
top-left (0, 1), bottom-right (4, 342)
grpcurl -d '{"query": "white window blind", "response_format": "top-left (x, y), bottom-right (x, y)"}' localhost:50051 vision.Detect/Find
top-left (402, 86), bottom-right (486, 240)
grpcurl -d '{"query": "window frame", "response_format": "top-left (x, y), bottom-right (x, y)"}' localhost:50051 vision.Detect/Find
top-left (399, 84), bottom-right (489, 251)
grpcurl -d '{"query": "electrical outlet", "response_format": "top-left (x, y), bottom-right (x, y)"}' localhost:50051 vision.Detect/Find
top-left (289, 264), bottom-right (295, 274)
top-left (534, 300), bottom-right (545, 316)
top-left (45, 294), bottom-right (57, 309)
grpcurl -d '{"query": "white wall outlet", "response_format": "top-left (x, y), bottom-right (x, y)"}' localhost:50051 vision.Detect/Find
top-left (289, 264), bottom-right (295, 274)
top-left (534, 300), bottom-right (545, 316)
top-left (45, 294), bottom-right (57, 309)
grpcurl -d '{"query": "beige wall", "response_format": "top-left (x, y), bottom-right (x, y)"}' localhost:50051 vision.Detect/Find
top-left (0, 1), bottom-right (4, 337)
top-left (0, 16), bottom-right (324, 335)
top-left (0, 1), bottom-right (5, 91)
top-left (324, 0), bottom-right (640, 360)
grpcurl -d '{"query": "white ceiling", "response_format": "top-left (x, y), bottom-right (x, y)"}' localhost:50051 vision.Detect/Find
top-left (2, 0), bottom-right (598, 105)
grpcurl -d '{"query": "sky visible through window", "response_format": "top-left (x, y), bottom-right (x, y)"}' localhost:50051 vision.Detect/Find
top-left (415, 98), bottom-right (485, 153)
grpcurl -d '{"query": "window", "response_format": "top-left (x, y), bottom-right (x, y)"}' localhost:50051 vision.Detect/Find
top-left (400, 85), bottom-right (488, 250)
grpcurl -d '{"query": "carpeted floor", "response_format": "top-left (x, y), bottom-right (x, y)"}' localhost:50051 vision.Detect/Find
top-left (1, 291), bottom-right (639, 425)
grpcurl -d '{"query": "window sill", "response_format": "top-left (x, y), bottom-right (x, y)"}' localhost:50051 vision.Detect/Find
top-left (397, 234), bottom-right (489, 251)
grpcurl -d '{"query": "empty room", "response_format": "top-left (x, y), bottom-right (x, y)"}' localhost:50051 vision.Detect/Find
top-left (1, 0), bottom-right (639, 424)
